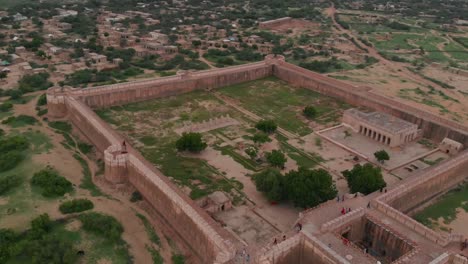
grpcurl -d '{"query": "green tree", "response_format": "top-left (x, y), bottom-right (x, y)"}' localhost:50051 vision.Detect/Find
top-left (265, 150), bottom-right (287, 168)
top-left (303, 106), bottom-right (317, 119)
top-left (0, 71), bottom-right (7, 79)
top-left (374, 150), bottom-right (390, 164)
top-left (252, 168), bottom-right (285, 202)
top-left (175, 132), bottom-right (207, 153)
top-left (342, 163), bottom-right (386, 195)
top-left (285, 168), bottom-right (337, 208)
top-left (59, 199), bottom-right (94, 214)
top-left (255, 120), bottom-right (277, 134)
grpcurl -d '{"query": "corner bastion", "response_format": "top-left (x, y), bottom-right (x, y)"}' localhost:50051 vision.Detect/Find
top-left (47, 55), bottom-right (468, 264)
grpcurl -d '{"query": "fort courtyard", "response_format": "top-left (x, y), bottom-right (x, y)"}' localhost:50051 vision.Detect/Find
top-left (45, 56), bottom-right (468, 263)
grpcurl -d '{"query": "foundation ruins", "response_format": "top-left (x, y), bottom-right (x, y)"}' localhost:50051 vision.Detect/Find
top-left (47, 55), bottom-right (468, 263)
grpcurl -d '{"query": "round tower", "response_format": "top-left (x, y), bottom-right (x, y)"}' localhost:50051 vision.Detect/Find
top-left (46, 87), bottom-right (70, 118)
top-left (104, 144), bottom-right (129, 184)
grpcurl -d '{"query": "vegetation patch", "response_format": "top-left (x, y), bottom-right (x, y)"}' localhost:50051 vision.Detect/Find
top-left (1, 115), bottom-right (38, 127)
top-left (31, 166), bottom-right (73, 197)
top-left (59, 199), bottom-right (94, 214)
top-left (414, 183), bottom-right (468, 227)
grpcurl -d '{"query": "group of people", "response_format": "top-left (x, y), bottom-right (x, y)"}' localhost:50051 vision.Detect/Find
top-left (341, 207), bottom-right (352, 215)
top-left (273, 235), bottom-right (287, 245)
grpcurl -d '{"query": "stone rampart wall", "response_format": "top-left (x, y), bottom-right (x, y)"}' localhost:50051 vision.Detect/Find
top-left (380, 150), bottom-right (468, 213)
top-left (63, 97), bottom-right (236, 263)
top-left (73, 62), bottom-right (272, 109)
top-left (273, 62), bottom-right (468, 145)
top-left (128, 154), bottom-right (235, 263)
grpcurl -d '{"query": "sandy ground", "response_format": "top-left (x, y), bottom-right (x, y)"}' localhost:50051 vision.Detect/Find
top-left (437, 209), bottom-right (468, 237)
top-left (1, 95), bottom-right (173, 264)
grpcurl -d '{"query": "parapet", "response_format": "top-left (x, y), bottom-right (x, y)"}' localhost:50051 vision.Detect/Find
top-left (104, 144), bottom-right (129, 184)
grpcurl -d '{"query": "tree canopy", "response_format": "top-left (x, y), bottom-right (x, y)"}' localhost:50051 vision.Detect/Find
top-left (252, 168), bottom-right (286, 202)
top-left (175, 132), bottom-right (207, 153)
top-left (265, 150), bottom-right (287, 168)
top-left (285, 167), bottom-right (337, 208)
top-left (374, 150), bottom-right (390, 163)
top-left (255, 120), bottom-right (277, 134)
top-left (303, 106), bottom-right (317, 119)
top-left (342, 163), bottom-right (386, 195)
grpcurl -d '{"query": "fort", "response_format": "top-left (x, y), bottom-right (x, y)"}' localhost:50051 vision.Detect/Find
top-left (47, 55), bottom-right (468, 263)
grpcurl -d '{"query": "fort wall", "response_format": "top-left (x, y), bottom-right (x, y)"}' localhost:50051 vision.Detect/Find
top-left (72, 62), bottom-right (272, 109)
top-left (61, 97), bottom-right (237, 263)
top-left (47, 57), bottom-right (468, 264)
top-left (273, 61), bottom-right (468, 145)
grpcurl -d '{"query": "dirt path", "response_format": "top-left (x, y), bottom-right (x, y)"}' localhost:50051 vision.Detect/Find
top-left (8, 94), bottom-right (173, 264)
top-left (327, 2), bottom-right (448, 91)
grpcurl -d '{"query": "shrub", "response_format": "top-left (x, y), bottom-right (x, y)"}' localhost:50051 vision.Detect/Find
top-left (255, 120), bottom-right (277, 134)
top-left (1, 115), bottom-right (38, 127)
top-left (48, 121), bottom-right (72, 133)
top-left (0, 175), bottom-right (21, 195)
top-left (59, 199), bottom-right (94, 214)
top-left (303, 106), bottom-right (317, 119)
top-left (253, 168), bottom-right (286, 202)
top-left (342, 163), bottom-right (386, 195)
top-left (78, 142), bottom-right (93, 154)
top-left (36, 94), bottom-right (47, 107)
top-left (175, 132), bottom-right (207, 153)
top-left (172, 254), bottom-right (185, 264)
top-left (265, 150), bottom-right (287, 168)
top-left (0, 102), bottom-right (13, 112)
top-left (245, 146), bottom-right (258, 159)
top-left (374, 150), bottom-right (390, 164)
top-left (252, 132), bottom-right (271, 144)
top-left (0, 151), bottom-right (24, 172)
top-left (31, 166), bottom-right (73, 197)
top-left (130, 191), bottom-right (143, 202)
top-left (78, 212), bottom-right (123, 241)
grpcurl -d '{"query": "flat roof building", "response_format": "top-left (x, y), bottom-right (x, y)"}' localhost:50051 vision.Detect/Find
top-left (343, 108), bottom-right (420, 147)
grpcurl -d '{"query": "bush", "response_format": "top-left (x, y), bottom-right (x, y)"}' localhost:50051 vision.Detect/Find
top-left (0, 102), bottom-right (13, 112)
top-left (2, 115), bottom-right (38, 127)
top-left (78, 212), bottom-right (123, 241)
top-left (265, 150), bottom-right (287, 168)
top-left (252, 132), bottom-right (271, 144)
top-left (36, 94), bottom-right (47, 107)
top-left (130, 191), bottom-right (143, 202)
top-left (31, 166), bottom-right (73, 197)
top-left (342, 163), bottom-right (386, 195)
top-left (18, 73), bottom-right (53, 92)
top-left (255, 120), bottom-right (277, 134)
top-left (374, 150), bottom-right (390, 163)
top-left (172, 254), bottom-right (185, 264)
top-left (78, 142), bottom-right (93, 154)
top-left (0, 151), bottom-right (24, 172)
top-left (59, 199), bottom-right (94, 214)
top-left (0, 175), bottom-right (21, 195)
top-left (303, 106), bottom-right (317, 119)
top-left (48, 121), bottom-right (72, 133)
top-left (253, 168), bottom-right (286, 202)
top-left (175, 132), bottom-right (207, 153)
